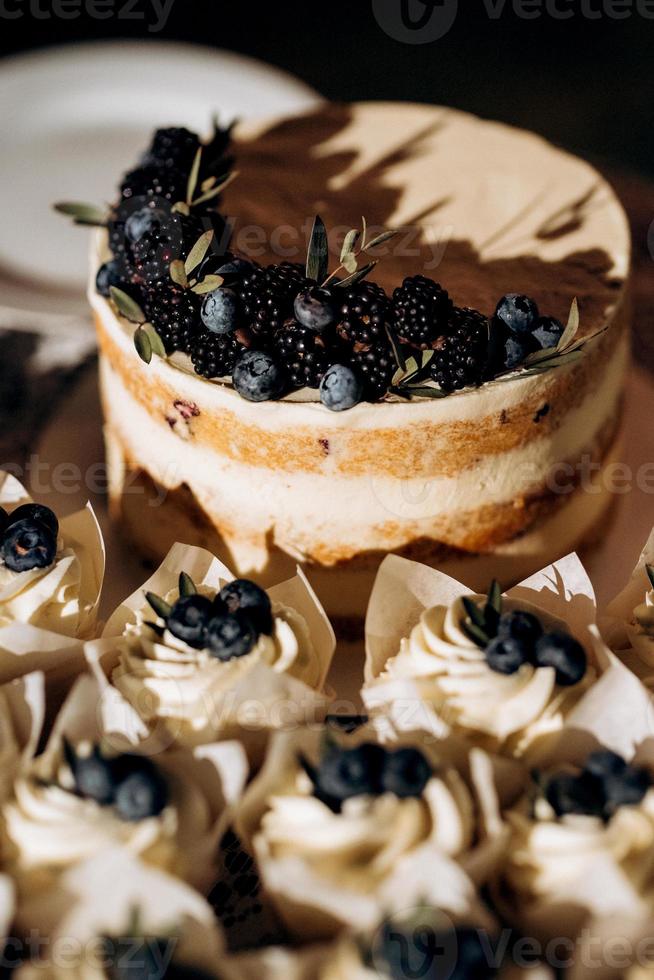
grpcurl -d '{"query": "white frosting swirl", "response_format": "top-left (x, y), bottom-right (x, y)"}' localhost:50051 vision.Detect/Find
top-left (380, 596), bottom-right (591, 756)
top-left (1, 746), bottom-right (216, 899)
top-left (256, 757), bottom-right (475, 894)
top-left (112, 587), bottom-right (318, 747)
top-left (502, 781), bottom-right (654, 914)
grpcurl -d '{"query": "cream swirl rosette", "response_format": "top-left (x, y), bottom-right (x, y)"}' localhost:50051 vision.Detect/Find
top-left (86, 543), bottom-right (334, 752)
top-left (0, 472), bottom-right (104, 686)
top-left (605, 527), bottom-right (654, 686)
top-left (236, 722), bottom-right (513, 942)
top-left (9, 848), bottom-right (239, 979)
top-left (363, 554), bottom-right (599, 762)
top-left (1, 672), bottom-right (247, 937)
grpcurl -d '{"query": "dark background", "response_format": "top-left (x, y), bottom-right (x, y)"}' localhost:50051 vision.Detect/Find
top-left (0, 0), bottom-right (652, 178)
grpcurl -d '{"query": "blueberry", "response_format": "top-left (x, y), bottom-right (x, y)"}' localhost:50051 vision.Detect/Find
top-left (584, 749), bottom-right (628, 780)
top-left (233, 351), bottom-right (286, 402)
top-left (381, 747), bottom-right (432, 799)
top-left (315, 743), bottom-right (385, 809)
top-left (1, 520), bottom-right (57, 572)
top-left (319, 363), bottom-right (363, 412)
top-left (72, 748), bottom-right (117, 805)
top-left (215, 256), bottom-right (255, 279)
top-left (497, 610), bottom-right (543, 649)
top-left (166, 595), bottom-right (213, 649)
top-left (6, 503), bottom-right (58, 538)
top-left (503, 333), bottom-right (539, 369)
top-left (206, 613), bottom-right (257, 662)
top-left (294, 287), bottom-right (336, 334)
top-left (125, 207), bottom-right (168, 244)
top-left (532, 315), bottom-right (564, 350)
top-left (484, 636), bottom-right (528, 675)
top-left (534, 631), bottom-right (587, 686)
top-left (546, 771), bottom-right (605, 818)
top-left (604, 765), bottom-right (651, 814)
top-left (377, 923), bottom-right (492, 980)
top-left (114, 756), bottom-right (168, 822)
top-left (217, 579), bottom-right (273, 635)
top-left (96, 260), bottom-right (127, 299)
top-left (495, 294), bottom-right (540, 335)
top-left (201, 287), bottom-right (239, 335)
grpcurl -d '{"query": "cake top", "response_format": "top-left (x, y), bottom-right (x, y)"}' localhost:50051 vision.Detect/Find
top-left (57, 102), bottom-right (629, 411)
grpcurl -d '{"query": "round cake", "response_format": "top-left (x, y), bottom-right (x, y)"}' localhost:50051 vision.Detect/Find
top-left (90, 102), bottom-right (631, 637)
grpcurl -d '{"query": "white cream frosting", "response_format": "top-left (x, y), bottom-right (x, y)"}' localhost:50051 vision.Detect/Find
top-left (111, 585), bottom-right (319, 746)
top-left (629, 591), bottom-right (654, 668)
top-left (502, 782), bottom-right (654, 915)
top-left (2, 744), bottom-right (217, 898)
top-left (376, 596), bottom-right (592, 756)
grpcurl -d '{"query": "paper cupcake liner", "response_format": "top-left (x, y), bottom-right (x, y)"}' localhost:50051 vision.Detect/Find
top-left (0, 472), bottom-right (105, 688)
top-left (88, 542), bottom-right (335, 756)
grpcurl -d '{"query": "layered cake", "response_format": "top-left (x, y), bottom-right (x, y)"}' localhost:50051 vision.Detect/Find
top-left (78, 102), bottom-right (630, 635)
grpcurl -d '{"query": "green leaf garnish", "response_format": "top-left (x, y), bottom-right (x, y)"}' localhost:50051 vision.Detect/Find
top-left (557, 297), bottom-right (579, 352)
top-left (110, 287), bottom-right (145, 324)
top-left (386, 324), bottom-right (407, 373)
top-left (142, 324), bottom-right (166, 359)
top-left (186, 147), bottom-right (203, 206)
top-left (647, 565), bottom-right (654, 591)
top-left (191, 170), bottom-right (239, 206)
top-left (53, 201), bottom-right (107, 226)
top-left (144, 620), bottom-right (166, 638)
top-left (463, 596), bottom-right (486, 630)
top-left (487, 579), bottom-right (502, 615)
top-left (463, 620), bottom-right (490, 648)
top-left (178, 572), bottom-right (197, 597)
top-left (340, 229), bottom-right (359, 263)
top-left (334, 260), bottom-right (377, 290)
top-left (184, 230), bottom-right (214, 276)
top-left (169, 260), bottom-right (189, 289)
top-left (306, 215), bottom-right (329, 284)
top-left (134, 328), bottom-right (152, 364)
top-left (365, 229), bottom-right (399, 251)
top-left (191, 275), bottom-right (224, 295)
top-left (145, 592), bottom-right (172, 620)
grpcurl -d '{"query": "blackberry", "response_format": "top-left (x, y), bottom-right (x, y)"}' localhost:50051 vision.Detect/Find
top-left (237, 263), bottom-right (309, 339)
top-left (349, 341), bottom-right (394, 401)
top-left (336, 281), bottom-right (390, 349)
top-left (429, 307), bottom-right (490, 394)
top-left (273, 321), bottom-right (330, 389)
top-left (392, 275), bottom-right (453, 348)
top-left (119, 165), bottom-right (187, 205)
top-left (140, 127), bottom-right (200, 172)
top-left (144, 284), bottom-right (201, 354)
top-left (191, 330), bottom-right (249, 379)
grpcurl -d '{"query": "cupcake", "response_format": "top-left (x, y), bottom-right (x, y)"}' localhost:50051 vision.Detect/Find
top-left (236, 722), bottom-right (512, 941)
top-left (496, 747), bottom-right (654, 943)
top-left (87, 543), bottom-right (334, 752)
top-left (0, 472), bottom-right (104, 685)
top-left (8, 848), bottom-right (237, 979)
top-left (1, 673), bottom-right (247, 935)
top-left (363, 554), bottom-right (598, 761)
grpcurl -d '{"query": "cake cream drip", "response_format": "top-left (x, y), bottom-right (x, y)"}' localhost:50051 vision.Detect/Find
top-left (502, 786), bottom-right (654, 916)
top-left (378, 596), bottom-right (591, 755)
top-left (0, 535), bottom-right (86, 637)
top-left (112, 587), bottom-right (318, 746)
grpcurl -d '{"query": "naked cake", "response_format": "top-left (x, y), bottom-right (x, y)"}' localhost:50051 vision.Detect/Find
top-left (69, 102), bottom-right (630, 636)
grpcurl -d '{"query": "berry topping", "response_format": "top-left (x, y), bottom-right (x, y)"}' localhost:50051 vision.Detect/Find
top-left (191, 330), bottom-right (248, 380)
top-left (392, 275), bottom-right (452, 349)
top-left (349, 341), bottom-right (395, 401)
top-left (119, 165), bottom-right (187, 206)
top-left (144, 283), bottom-right (202, 355)
top-left (497, 609), bottom-right (543, 647)
top-left (214, 255), bottom-right (256, 280)
top-left (201, 287), bottom-right (239, 336)
top-left (314, 743), bottom-right (385, 809)
top-left (217, 579), bottom-right (273, 635)
top-left (125, 206), bottom-right (169, 245)
top-left (545, 750), bottom-right (652, 821)
top-left (376, 922), bottom-right (494, 980)
top-left (484, 636), bottom-right (528, 675)
top-left (206, 613), bottom-right (257, 662)
top-left (114, 756), bottom-right (169, 822)
top-left (430, 307), bottom-right (489, 393)
top-left (503, 332), bottom-right (539, 370)
top-left (95, 260), bottom-right (127, 299)
top-left (380, 747), bottom-right (432, 799)
top-left (494, 293), bottom-right (539, 335)
top-left (336, 281), bottom-right (390, 349)
top-left (6, 503), bottom-right (59, 538)
top-left (532, 315), bottom-right (565, 350)
top-left (67, 745), bottom-right (117, 806)
top-left (319, 363), bottom-right (364, 412)
top-left (1, 519), bottom-right (57, 573)
top-left (166, 595), bottom-right (214, 649)
top-left (533, 630), bottom-right (587, 686)
top-left (232, 350), bottom-right (286, 402)
top-left (273, 321), bottom-right (330, 389)
top-left (236, 263), bottom-right (309, 339)
top-left (140, 126), bottom-right (201, 172)
top-left (294, 286), bottom-right (336, 334)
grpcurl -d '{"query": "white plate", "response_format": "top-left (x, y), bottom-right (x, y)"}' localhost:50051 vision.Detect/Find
top-left (0, 41), bottom-right (320, 330)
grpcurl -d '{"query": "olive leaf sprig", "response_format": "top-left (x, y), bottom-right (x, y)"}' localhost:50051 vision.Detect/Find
top-left (461, 580), bottom-right (502, 649)
top-left (109, 288), bottom-right (166, 366)
top-left (169, 229), bottom-right (225, 295)
top-left (647, 565), bottom-right (654, 591)
top-left (305, 215), bottom-right (399, 291)
top-left (143, 572), bottom-right (198, 633)
top-left (170, 146), bottom-right (240, 218)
